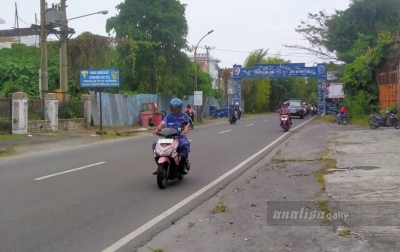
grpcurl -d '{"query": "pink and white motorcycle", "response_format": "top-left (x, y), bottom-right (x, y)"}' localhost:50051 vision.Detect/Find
top-left (153, 128), bottom-right (190, 189)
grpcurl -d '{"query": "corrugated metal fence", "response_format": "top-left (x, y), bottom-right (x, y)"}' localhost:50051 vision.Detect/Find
top-left (89, 91), bottom-right (220, 126)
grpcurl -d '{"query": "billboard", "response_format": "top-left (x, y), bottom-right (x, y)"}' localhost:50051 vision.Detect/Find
top-left (325, 83), bottom-right (344, 98)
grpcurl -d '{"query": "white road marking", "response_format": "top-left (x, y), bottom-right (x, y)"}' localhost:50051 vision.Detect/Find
top-left (263, 120), bottom-right (268, 122)
top-left (219, 130), bottom-right (231, 134)
top-left (101, 117), bottom-right (314, 252)
top-left (246, 124), bottom-right (253, 126)
top-left (189, 140), bottom-right (193, 142)
top-left (34, 162), bottom-right (106, 181)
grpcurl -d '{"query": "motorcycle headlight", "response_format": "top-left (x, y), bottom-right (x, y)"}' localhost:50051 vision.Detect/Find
top-left (155, 147), bottom-right (163, 156)
top-left (163, 148), bottom-right (173, 156)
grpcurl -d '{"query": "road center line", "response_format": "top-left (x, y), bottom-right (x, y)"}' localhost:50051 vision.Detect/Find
top-left (246, 124), bottom-right (253, 126)
top-left (101, 117), bottom-right (314, 252)
top-left (263, 120), bottom-right (268, 122)
top-left (219, 130), bottom-right (231, 134)
top-left (34, 162), bottom-right (106, 181)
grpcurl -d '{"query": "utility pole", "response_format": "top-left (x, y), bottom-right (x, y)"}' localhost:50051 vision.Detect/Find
top-left (40, 0), bottom-right (48, 107)
top-left (205, 46), bottom-right (210, 73)
top-left (60, 0), bottom-right (68, 103)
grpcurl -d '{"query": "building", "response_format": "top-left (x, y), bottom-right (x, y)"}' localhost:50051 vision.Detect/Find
top-left (188, 53), bottom-right (221, 89)
top-left (0, 35), bottom-right (57, 49)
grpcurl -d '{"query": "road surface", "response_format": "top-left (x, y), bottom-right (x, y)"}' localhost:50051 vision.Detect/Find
top-left (0, 114), bottom-right (312, 252)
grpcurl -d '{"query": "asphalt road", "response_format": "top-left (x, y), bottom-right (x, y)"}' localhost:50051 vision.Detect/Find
top-left (0, 113), bottom-right (312, 252)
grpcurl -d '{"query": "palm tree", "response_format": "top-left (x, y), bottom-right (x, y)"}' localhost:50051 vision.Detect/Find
top-left (241, 49), bottom-right (271, 113)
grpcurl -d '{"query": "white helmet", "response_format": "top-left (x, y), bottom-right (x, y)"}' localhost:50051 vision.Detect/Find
top-left (235, 102), bottom-right (239, 106)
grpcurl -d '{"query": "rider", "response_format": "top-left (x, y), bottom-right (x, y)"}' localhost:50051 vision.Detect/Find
top-left (234, 102), bottom-right (242, 119)
top-left (338, 105), bottom-right (348, 121)
top-left (279, 102), bottom-right (292, 126)
top-left (185, 104), bottom-right (195, 121)
top-left (152, 98), bottom-right (190, 174)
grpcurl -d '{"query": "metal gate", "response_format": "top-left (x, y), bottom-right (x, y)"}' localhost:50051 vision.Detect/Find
top-left (0, 98), bottom-right (12, 134)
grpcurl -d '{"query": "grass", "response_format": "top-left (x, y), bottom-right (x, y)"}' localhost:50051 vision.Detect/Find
top-left (242, 112), bottom-right (273, 118)
top-left (339, 229), bottom-right (351, 237)
top-left (315, 156), bottom-right (337, 196)
top-left (0, 134), bottom-right (29, 141)
top-left (315, 199), bottom-right (332, 224)
top-left (211, 202), bottom-right (228, 214)
top-left (147, 247), bottom-right (165, 252)
top-left (0, 147), bottom-right (16, 158)
top-left (188, 222), bottom-right (195, 228)
top-left (350, 115), bottom-right (369, 126)
top-left (314, 115), bottom-right (336, 123)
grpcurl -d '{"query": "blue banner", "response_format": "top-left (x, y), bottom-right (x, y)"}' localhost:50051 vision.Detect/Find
top-left (317, 78), bottom-right (326, 115)
top-left (233, 79), bottom-right (241, 105)
top-left (80, 69), bottom-right (120, 88)
top-left (232, 63), bottom-right (326, 79)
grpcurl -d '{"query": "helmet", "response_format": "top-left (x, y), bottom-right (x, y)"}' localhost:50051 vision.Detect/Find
top-left (186, 104), bottom-right (191, 109)
top-left (235, 102), bottom-right (239, 106)
top-left (170, 98), bottom-right (183, 113)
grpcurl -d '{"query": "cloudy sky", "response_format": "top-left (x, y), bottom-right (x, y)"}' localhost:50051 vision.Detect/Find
top-left (0, 0), bottom-right (349, 68)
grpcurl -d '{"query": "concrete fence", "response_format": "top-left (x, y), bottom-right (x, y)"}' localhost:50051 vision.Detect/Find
top-left (11, 92), bottom-right (91, 134)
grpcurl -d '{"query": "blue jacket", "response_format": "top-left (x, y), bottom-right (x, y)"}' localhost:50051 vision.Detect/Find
top-left (161, 112), bottom-right (190, 131)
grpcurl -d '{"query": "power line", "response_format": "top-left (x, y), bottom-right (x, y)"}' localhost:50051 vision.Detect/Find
top-left (18, 17), bottom-right (29, 26)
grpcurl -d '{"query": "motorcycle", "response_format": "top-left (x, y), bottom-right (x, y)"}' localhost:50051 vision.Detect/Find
top-left (185, 111), bottom-right (195, 130)
top-left (337, 113), bottom-right (348, 125)
top-left (280, 114), bottom-right (291, 132)
top-left (152, 128), bottom-right (190, 189)
top-left (229, 111), bottom-right (238, 124)
top-left (310, 107), bottom-right (315, 117)
top-left (369, 111), bottom-right (399, 129)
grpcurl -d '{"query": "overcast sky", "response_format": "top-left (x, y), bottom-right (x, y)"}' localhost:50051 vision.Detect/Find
top-left (0, 0), bottom-right (350, 68)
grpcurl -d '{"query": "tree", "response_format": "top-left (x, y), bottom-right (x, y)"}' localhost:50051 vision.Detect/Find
top-left (0, 43), bottom-right (59, 98)
top-left (222, 68), bottom-right (232, 103)
top-left (284, 0), bottom-right (400, 62)
top-left (242, 49), bottom-right (271, 113)
top-left (106, 0), bottom-right (189, 94)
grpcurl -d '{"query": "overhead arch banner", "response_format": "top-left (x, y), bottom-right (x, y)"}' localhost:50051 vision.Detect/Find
top-left (232, 63), bottom-right (327, 115)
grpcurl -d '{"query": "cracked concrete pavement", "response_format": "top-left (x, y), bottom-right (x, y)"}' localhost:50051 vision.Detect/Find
top-left (325, 126), bottom-right (400, 252)
top-left (136, 121), bottom-right (398, 252)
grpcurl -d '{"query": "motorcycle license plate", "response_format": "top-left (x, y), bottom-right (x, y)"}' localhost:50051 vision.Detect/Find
top-left (158, 139), bottom-right (173, 144)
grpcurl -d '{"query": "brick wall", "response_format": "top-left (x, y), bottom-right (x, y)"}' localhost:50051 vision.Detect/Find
top-left (58, 119), bottom-right (85, 131)
top-left (28, 120), bottom-right (51, 133)
top-left (28, 118), bottom-right (85, 133)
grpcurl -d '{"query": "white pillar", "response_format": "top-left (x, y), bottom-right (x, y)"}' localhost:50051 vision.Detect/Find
top-left (81, 94), bottom-right (91, 128)
top-left (11, 92), bottom-right (28, 134)
top-left (44, 93), bottom-right (58, 131)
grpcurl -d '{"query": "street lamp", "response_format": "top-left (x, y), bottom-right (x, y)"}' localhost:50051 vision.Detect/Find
top-left (194, 30), bottom-right (213, 122)
top-left (59, 9), bottom-right (108, 103)
top-left (68, 10), bottom-right (108, 21)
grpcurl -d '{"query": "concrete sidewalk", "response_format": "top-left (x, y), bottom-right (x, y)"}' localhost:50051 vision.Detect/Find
top-left (134, 121), bottom-right (399, 252)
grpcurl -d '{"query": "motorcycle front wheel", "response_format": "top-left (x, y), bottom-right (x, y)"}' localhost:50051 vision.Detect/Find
top-left (157, 163), bottom-right (169, 189)
top-left (369, 118), bottom-right (378, 129)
